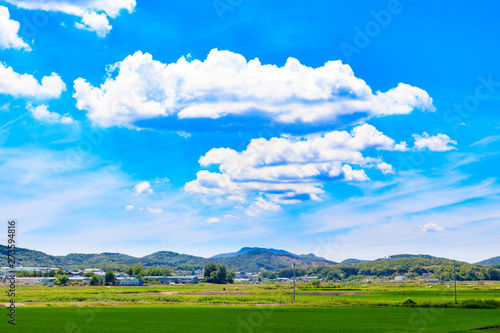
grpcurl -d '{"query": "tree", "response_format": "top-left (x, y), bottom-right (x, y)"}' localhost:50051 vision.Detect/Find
top-left (203, 263), bottom-right (232, 284)
top-left (226, 270), bottom-right (235, 284)
top-left (89, 276), bottom-right (100, 286)
top-left (125, 267), bottom-right (133, 276)
top-left (311, 279), bottom-right (321, 288)
top-left (105, 271), bottom-right (116, 285)
top-left (133, 265), bottom-right (146, 279)
top-left (216, 264), bottom-right (227, 284)
top-left (147, 267), bottom-right (172, 277)
top-left (203, 262), bottom-right (217, 283)
top-left (57, 275), bottom-right (69, 285)
top-left (17, 270), bottom-right (29, 277)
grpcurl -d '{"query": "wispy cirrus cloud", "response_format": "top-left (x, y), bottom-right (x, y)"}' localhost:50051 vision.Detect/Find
top-left (304, 170), bottom-right (500, 262)
top-left (310, 172), bottom-right (500, 233)
top-left (0, 146), bottom-right (262, 256)
top-left (470, 134), bottom-right (500, 147)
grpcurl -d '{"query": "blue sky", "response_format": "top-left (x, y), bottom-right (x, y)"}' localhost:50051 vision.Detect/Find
top-left (0, 0), bottom-right (499, 262)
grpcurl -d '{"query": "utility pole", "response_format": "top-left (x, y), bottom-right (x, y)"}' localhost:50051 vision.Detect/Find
top-left (454, 260), bottom-right (457, 305)
top-left (293, 263), bottom-right (296, 303)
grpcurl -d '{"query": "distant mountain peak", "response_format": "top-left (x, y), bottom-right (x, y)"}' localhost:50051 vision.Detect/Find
top-left (211, 247), bottom-right (293, 258)
top-left (211, 247), bottom-right (327, 260)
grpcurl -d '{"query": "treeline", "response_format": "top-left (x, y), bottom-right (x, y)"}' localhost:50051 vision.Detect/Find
top-left (267, 258), bottom-right (500, 282)
top-left (123, 264), bottom-right (173, 279)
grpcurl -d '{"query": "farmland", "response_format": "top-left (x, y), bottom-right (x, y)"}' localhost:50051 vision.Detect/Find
top-left (1, 281), bottom-right (500, 332)
top-left (2, 306), bottom-right (500, 332)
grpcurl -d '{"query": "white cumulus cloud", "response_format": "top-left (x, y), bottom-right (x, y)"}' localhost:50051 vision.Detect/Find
top-left (125, 205), bottom-right (134, 211)
top-left (73, 49), bottom-right (435, 128)
top-left (2, 0), bottom-right (135, 37)
top-left (0, 6), bottom-right (30, 50)
top-left (421, 223), bottom-right (446, 233)
top-left (75, 11), bottom-right (111, 37)
top-left (0, 62), bottom-right (66, 98)
top-left (27, 104), bottom-right (74, 124)
top-left (134, 181), bottom-right (152, 195)
top-left (207, 217), bottom-right (220, 223)
top-left (413, 133), bottom-right (457, 152)
top-left (184, 124), bottom-right (407, 215)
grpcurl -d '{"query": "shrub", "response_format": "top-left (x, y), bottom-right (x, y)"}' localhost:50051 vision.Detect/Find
top-left (401, 298), bottom-right (417, 306)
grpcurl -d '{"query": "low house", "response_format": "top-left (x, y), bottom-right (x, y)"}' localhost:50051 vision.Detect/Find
top-left (304, 276), bottom-right (320, 282)
top-left (145, 275), bottom-right (199, 284)
top-left (426, 279), bottom-right (440, 283)
top-left (276, 278), bottom-right (290, 282)
top-left (117, 277), bottom-right (143, 286)
top-left (41, 278), bottom-right (57, 285)
top-left (115, 272), bottom-right (130, 278)
top-left (83, 268), bottom-right (104, 274)
top-left (12, 277), bottom-right (44, 285)
top-left (395, 276), bottom-right (408, 281)
top-left (234, 278), bottom-right (251, 283)
top-left (63, 269), bottom-right (83, 276)
top-left (68, 277), bottom-right (91, 285)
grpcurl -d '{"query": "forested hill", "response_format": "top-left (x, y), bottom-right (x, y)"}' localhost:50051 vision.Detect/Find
top-left (0, 245), bottom-right (335, 272)
top-left (375, 254), bottom-right (449, 261)
top-left (306, 257), bottom-right (500, 282)
top-left (476, 256), bottom-right (500, 266)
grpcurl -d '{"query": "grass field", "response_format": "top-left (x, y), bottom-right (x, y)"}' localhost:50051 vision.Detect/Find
top-left (1, 281), bottom-right (499, 331)
top-left (2, 281), bottom-right (499, 307)
top-left (1, 305), bottom-right (500, 332)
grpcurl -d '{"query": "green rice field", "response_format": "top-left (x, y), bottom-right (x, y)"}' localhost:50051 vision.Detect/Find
top-left (1, 306), bottom-right (500, 332)
top-left (1, 281), bottom-right (499, 332)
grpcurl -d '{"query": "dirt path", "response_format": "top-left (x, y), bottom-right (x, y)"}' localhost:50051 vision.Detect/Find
top-left (284, 292), bottom-right (369, 296)
top-left (1, 303), bottom-right (27, 307)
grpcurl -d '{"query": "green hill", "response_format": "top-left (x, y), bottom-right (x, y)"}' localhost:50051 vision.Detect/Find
top-left (476, 256), bottom-right (500, 266)
top-left (340, 258), bottom-right (369, 264)
top-left (0, 245), bottom-right (335, 272)
top-left (307, 257), bottom-right (500, 281)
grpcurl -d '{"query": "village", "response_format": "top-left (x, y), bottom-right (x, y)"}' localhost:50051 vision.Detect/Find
top-left (1, 266), bottom-right (442, 287)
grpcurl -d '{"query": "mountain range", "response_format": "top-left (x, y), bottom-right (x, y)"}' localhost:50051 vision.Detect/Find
top-left (1, 245), bottom-right (498, 272)
top-left (0, 245), bottom-right (335, 272)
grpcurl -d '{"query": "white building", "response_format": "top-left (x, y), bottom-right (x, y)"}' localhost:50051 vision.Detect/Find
top-left (68, 277), bottom-right (91, 285)
top-left (395, 276), bottom-right (408, 281)
top-left (117, 277), bottom-right (142, 286)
